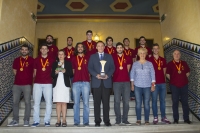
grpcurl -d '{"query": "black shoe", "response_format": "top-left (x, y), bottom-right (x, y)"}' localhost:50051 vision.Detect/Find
top-left (105, 123), bottom-right (112, 127)
top-left (184, 119), bottom-right (192, 124)
top-left (95, 123), bottom-right (100, 127)
top-left (173, 119), bottom-right (179, 124)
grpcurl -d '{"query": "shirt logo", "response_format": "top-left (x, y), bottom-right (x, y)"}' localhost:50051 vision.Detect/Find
top-left (124, 59), bottom-right (126, 63)
top-left (130, 52), bottom-right (132, 56)
top-left (182, 66), bottom-right (184, 70)
top-left (51, 48), bottom-right (54, 52)
top-left (46, 62), bottom-right (49, 66)
top-left (26, 62), bottom-right (29, 67)
top-left (84, 59), bottom-right (87, 64)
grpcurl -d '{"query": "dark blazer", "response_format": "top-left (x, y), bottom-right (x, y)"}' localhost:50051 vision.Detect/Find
top-left (51, 60), bottom-right (73, 88)
top-left (88, 53), bottom-right (115, 88)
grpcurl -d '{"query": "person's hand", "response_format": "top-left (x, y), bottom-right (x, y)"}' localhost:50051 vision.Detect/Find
top-left (62, 69), bottom-right (66, 73)
top-left (151, 86), bottom-right (155, 92)
top-left (55, 70), bottom-right (59, 74)
top-left (131, 85), bottom-right (134, 91)
top-left (96, 74), bottom-right (101, 79)
top-left (101, 75), bottom-right (108, 79)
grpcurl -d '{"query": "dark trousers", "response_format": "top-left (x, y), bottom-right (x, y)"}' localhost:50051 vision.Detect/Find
top-left (12, 85), bottom-right (31, 121)
top-left (93, 80), bottom-right (111, 124)
top-left (170, 84), bottom-right (189, 121)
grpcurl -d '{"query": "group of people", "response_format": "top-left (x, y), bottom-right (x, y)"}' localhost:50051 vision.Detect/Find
top-left (7, 30), bottom-right (192, 127)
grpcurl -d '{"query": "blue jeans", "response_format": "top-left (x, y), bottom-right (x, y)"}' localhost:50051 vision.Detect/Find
top-left (134, 86), bottom-right (151, 121)
top-left (151, 83), bottom-right (166, 118)
top-left (73, 82), bottom-right (90, 125)
top-left (33, 83), bottom-right (52, 123)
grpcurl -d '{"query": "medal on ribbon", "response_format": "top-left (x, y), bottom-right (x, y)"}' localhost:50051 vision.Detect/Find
top-left (77, 55), bottom-right (84, 70)
top-left (154, 58), bottom-right (161, 70)
top-left (173, 60), bottom-right (182, 74)
top-left (118, 54), bottom-right (124, 70)
top-left (87, 41), bottom-right (93, 51)
top-left (41, 58), bottom-right (49, 71)
top-left (20, 56), bottom-right (28, 71)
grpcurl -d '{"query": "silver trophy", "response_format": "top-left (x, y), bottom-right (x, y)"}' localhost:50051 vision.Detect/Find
top-left (100, 60), bottom-right (107, 78)
top-left (56, 62), bottom-right (64, 71)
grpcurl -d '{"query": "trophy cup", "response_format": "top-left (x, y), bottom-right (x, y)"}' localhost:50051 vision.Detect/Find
top-left (56, 62), bottom-right (64, 72)
top-left (100, 60), bottom-right (107, 78)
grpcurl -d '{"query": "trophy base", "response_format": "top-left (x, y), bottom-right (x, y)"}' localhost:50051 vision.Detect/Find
top-left (56, 68), bottom-right (64, 71)
top-left (100, 72), bottom-right (106, 78)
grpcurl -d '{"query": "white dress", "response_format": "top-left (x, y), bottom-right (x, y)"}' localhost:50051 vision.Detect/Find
top-left (53, 64), bottom-right (70, 103)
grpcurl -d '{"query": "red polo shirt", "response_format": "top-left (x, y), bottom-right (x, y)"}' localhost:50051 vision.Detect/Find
top-left (82, 40), bottom-right (97, 57)
top-left (112, 54), bottom-right (131, 82)
top-left (34, 55), bottom-right (54, 84)
top-left (148, 56), bottom-right (167, 84)
top-left (123, 48), bottom-right (135, 65)
top-left (63, 47), bottom-right (75, 62)
top-left (166, 60), bottom-right (190, 87)
top-left (72, 55), bottom-right (90, 83)
top-left (47, 44), bottom-right (59, 61)
top-left (104, 46), bottom-right (117, 55)
top-left (135, 46), bottom-right (152, 60)
top-left (13, 56), bottom-right (34, 85)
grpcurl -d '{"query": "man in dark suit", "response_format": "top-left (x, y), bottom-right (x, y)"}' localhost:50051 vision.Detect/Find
top-left (88, 41), bottom-right (115, 127)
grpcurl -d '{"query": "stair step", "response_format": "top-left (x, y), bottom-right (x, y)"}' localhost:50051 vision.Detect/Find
top-left (7, 114), bottom-right (192, 125)
top-left (18, 107), bottom-right (182, 117)
top-left (20, 100), bottom-right (173, 109)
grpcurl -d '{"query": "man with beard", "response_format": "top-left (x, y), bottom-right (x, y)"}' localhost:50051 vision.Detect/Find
top-left (45, 35), bottom-right (58, 61)
top-left (72, 43), bottom-right (90, 127)
top-left (63, 37), bottom-right (75, 62)
top-left (82, 30), bottom-right (97, 57)
top-left (112, 42), bottom-right (132, 126)
top-left (135, 36), bottom-right (152, 60)
top-left (88, 41), bottom-right (115, 127)
top-left (123, 38), bottom-right (136, 101)
top-left (63, 37), bottom-right (75, 101)
top-left (32, 44), bottom-right (54, 127)
top-left (7, 44), bottom-right (34, 127)
top-left (104, 36), bottom-right (116, 55)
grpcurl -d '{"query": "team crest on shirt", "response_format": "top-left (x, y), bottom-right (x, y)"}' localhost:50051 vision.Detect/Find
top-left (47, 61), bottom-right (49, 66)
top-left (84, 59), bottom-right (87, 64)
top-left (161, 61), bottom-right (163, 66)
top-left (92, 45), bottom-right (94, 49)
top-left (113, 50), bottom-right (115, 53)
top-left (26, 62), bottom-right (29, 67)
top-left (124, 59), bottom-right (126, 63)
top-left (182, 66), bottom-right (184, 70)
top-left (51, 48), bottom-right (54, 52)
top-left (130, 52), bottom-right (132, 56)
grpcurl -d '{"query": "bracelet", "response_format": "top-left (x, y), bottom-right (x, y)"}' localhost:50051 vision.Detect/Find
top-left (152, 83), bottom-right (156, 87)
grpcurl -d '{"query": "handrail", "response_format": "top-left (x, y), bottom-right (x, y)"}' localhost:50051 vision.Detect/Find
top-left (163, 38), bottom-right (200, 47)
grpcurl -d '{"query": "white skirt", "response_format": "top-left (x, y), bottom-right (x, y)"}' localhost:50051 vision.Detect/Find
top-left (53, 72), bottom-right (70, 103)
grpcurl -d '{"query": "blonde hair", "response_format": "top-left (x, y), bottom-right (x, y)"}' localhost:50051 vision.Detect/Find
top-left (137, 48), bottom-right (147, 55)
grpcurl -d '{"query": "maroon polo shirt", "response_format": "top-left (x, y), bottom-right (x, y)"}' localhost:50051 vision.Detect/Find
top-left (112, 54), bottom-right (131, 82)
top-left (148, 56), bottom-right (167, 84)
top-left (135, 46), bottom-right (152, 60)
top-left (104, 46), bottom-right (117, 55)
top-left (47, 44), bottom-right (58, 61)
top-left (34, 55), bottom-right (54, 84)
top-left (72, 55), bottom-right (90, 83)
top-left (13, 56), bottom-right (34, 85)
top-left (166, 60), bottom-right (190, 87)
top-left (123, 48), bottom-right (135, 65)
top-left (63, 47), bottom-right (75, 62)
top-left (82, 40), bottom-right (97, 57)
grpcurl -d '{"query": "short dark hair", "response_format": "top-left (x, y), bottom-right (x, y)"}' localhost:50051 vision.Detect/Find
top-left (46, 35), bottom-right (54, 40)
top-left (21, 44), bottom-right (30, 50)
top-left (74, 42), bottom-right (86, 56)
top-left (152, 43), bottom-right (159, 48)
top-left (58, 49), bottom-right (66, 55)
top-left (116, 42), bottom-right (124, 48)
top-left (106, 36), bottom-right (113, 43)
top-left (86, 30), bottom-right (92, 35)
top-left (40, 43), bottom-right (48, 49)
top-left (96, 40), bottom-right (105, 46)
top-left (139, 36), bottom-right (146, 41)
top-left (123, 38), bottom-right (130, 43)
top-left (67, 37), bottom-right (73, 41)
